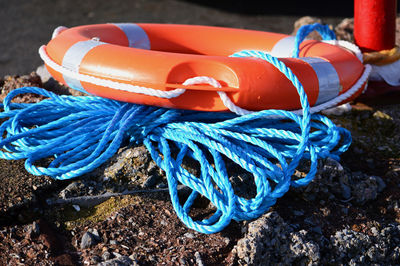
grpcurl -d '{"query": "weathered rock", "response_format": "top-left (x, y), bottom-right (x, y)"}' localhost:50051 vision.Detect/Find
top-left (233, 211), bottom-right (320, 265)
top-left (81, 231), bottom-right (99, 249)
top-left (352, 175), bottom-right (386, 204)
top-left (141, 175), bottom-right (160, 188)
top-left (194, 251), bottom-right (204, 266)
top-left (290, 230), bottom-right (320, 265)
top-left (328, 225), bottom-right (400, 264)
top-left (98, 256), bottom-right (135, 266)
top-left (102, 251), bottom-right (112, 261)
top-left (59, 182), bottom-right (82, 199)
top-left (35, 65), bottom-right (52, 83)
top-left (26, 221), bottom-right (40, 239)
top-left (88, 228), bottom-right (102, 242)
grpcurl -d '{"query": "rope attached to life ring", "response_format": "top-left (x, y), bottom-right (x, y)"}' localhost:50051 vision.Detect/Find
top-left (363, 46), bottom-right (400, 66)
top-left (0, 24), bottom-right (359, 233)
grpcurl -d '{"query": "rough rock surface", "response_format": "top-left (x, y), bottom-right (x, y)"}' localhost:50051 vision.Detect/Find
top-left (232, 212), bottom-right (320, 265)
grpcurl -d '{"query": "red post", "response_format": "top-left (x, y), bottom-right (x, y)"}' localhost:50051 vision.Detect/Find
top-left (354, 0), bottom-right (397, 52)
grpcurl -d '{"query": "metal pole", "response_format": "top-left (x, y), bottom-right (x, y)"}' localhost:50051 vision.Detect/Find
top-left (354, 0), bottom-right (397, 52)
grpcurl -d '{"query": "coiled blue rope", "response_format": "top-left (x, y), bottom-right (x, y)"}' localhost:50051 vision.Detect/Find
top-left (0, 23), bottom-right (351, 233)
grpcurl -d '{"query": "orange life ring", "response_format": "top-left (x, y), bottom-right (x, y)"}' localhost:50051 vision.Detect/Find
top-left (41, 23), bottom-right (366, 111)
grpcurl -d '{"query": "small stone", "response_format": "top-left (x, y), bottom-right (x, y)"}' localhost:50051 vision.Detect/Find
top-left (184, 232), bottom-right (195, 239)
top-left (10, 253), bottom-right (20, 259)
top-left (142, 174), bottom-right (160, 188)
top-left (353, 147), bottom-right (364, 154)
top-left (156, 182), bottom-right (167, 189)
top-left (98, 256), bottom-right (133, 266)
top-left (312, 226), bottom-right (322, 235)
top-left (293, 210), bottom-right (304, 216)
top-left (373, 176), bottom-right (386, 192)
top-left (371, 227), bottom-right (379, 236)
top-left (59, 182), bottom-right (80, 199)
top-left (36, 64), bottom-right (52, 83)
top-left (304, 217), bottom-right (316, 225)
top-left (224, 237), bottom-right (230, 245)
top-left (91, 256), bottom-right (101, 264)
top-left (109, 239), bottom-right (118, 245)
top-left (112, 252), bottom-right (121, 258)
top-left (102, 251), bottom-right (112, 261)
top-left (131, 146), bottom-right (146, 157)
top-left (31, 221), bottom-right (40, 236)
top-left (89, 228), bottom-right (101, 241)
top-left (26, 221), bottom-right (40, 239)
top-left (72, 205), bottom-right (80, 211)
top-left (373, 110), bottom-right (392, 120)
top-left (341, 183), bottom-right (352, 199)
top-left (195, 251), bottom-right (204, 266)
top-left (147, 161), bottom-right (158, 173)
top-left (179, 258), bottom-right (187, 265)
top-left (80, 231), bottom-right (98, 249)
top-left (26, 248), bottom-right (36, 258)
top-left (65, 182), bottom-right (80, 191)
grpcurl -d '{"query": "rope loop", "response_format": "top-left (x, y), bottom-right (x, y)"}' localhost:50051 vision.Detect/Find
top-left (292, 23), bottom-right (336, 58)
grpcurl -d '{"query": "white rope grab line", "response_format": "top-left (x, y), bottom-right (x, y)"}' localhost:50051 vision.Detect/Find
top-left (323, 40), bottom-right (364, 63)
top-left (188, 64), bottom-right (371, 116)
top-left (39, 37), bottom-right (371, 116)
top-left (51, 26), bottom-right (68, 39)
top-left (181, 76), bottom-right (253, 115)
top-left (190, 39), bottom-right (371, 116)
top-left (40, 44), bottom-right (248, 114)
top-left (39, 45), bottom-right (186, 99)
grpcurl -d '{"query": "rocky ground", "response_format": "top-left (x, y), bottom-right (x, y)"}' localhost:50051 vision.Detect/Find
top-left (1, 18), bottom-right (400, 265)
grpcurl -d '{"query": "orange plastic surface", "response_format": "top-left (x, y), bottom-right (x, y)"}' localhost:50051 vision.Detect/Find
top-left (45, 23), bottom-right (365, 111)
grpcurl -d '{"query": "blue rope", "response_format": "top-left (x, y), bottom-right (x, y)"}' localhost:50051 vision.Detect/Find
top-left (292, 23), bottom-right (336, 58)
top-left (0, 23), bottom-right (350, 233)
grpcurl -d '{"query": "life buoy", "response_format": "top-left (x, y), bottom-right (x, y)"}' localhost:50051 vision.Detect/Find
top-left (40, 23), bottom-right (367, 112)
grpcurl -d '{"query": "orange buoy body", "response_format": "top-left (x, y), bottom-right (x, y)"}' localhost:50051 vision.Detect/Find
top-left (42, 23), bottom-right (365, 111)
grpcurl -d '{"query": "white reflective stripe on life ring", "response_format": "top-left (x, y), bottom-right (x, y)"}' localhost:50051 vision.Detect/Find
top-left (299, 57), bottom-right (341, 105)
top-left (62, 39), bottom-right (106, 93)
top-left (113, 23), bottom-right (151, 50)
top-left (270, 36), bottom-right (296, 58)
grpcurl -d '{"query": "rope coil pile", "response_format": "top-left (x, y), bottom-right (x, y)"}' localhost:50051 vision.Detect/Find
top-left (0, 24), bottom-right (361, 233)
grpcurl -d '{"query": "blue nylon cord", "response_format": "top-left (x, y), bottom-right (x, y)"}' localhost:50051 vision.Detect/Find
top-left (0, 23), bottom-right (352, 233)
